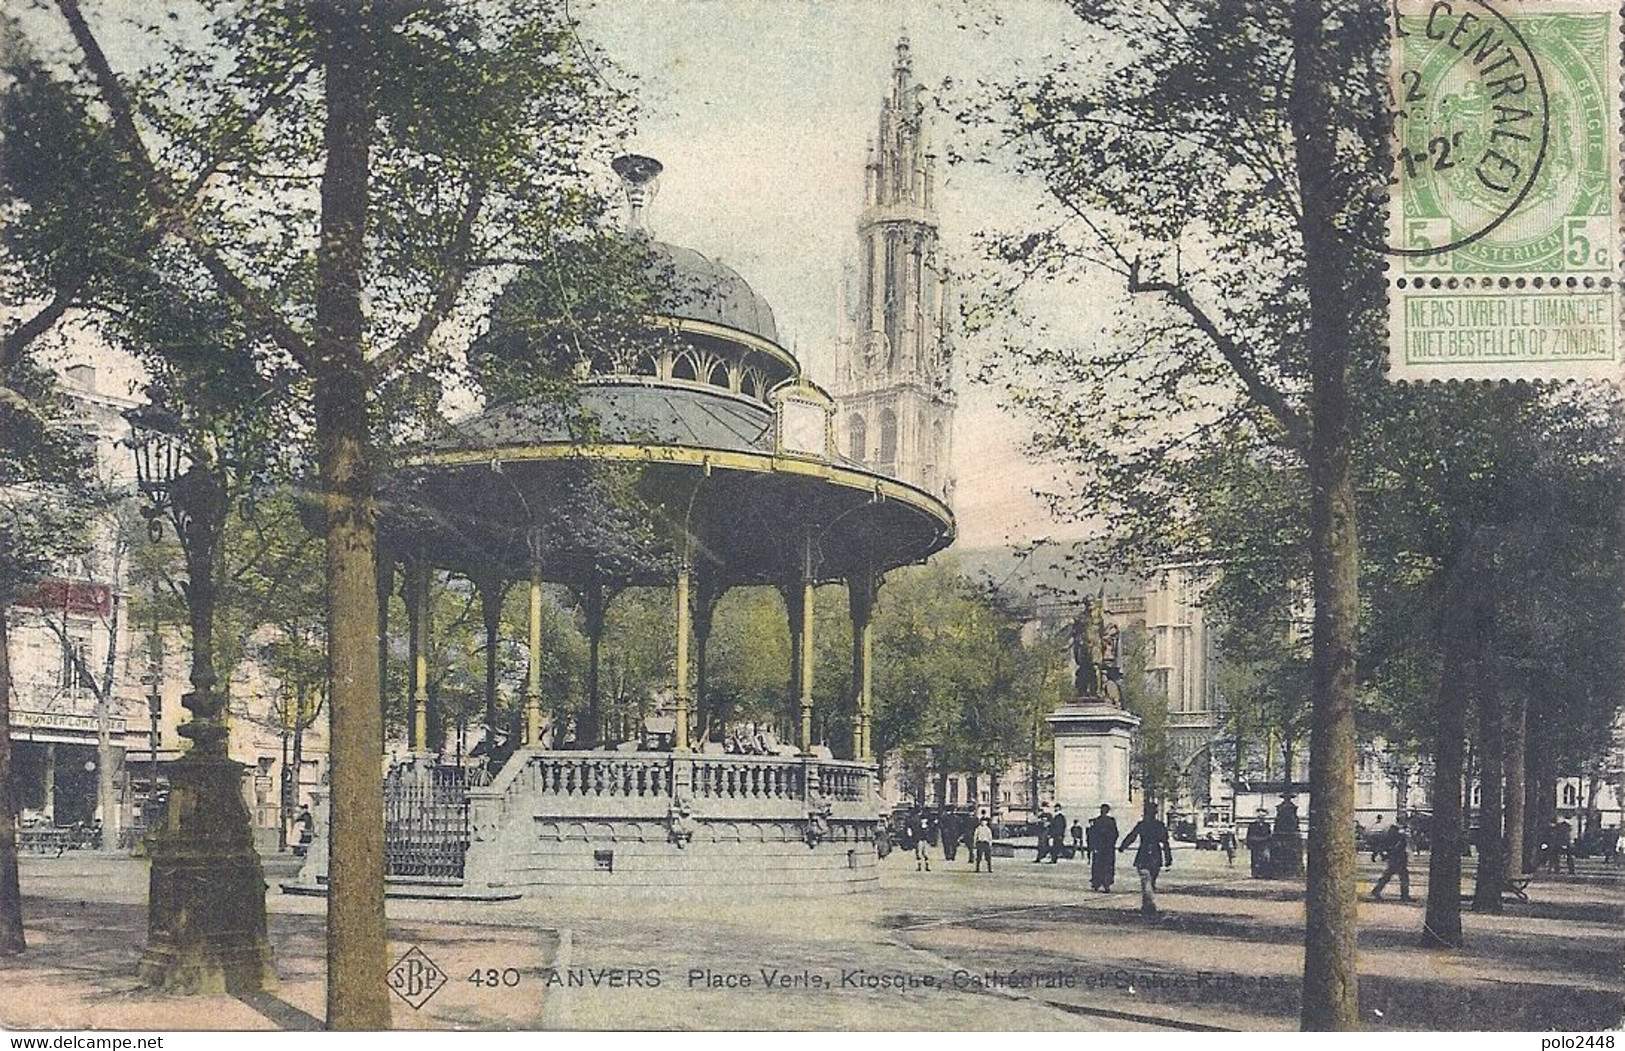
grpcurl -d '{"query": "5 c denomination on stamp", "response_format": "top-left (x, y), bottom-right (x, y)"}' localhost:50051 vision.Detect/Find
top-left (1388, 0), bottom-right (1621, 382)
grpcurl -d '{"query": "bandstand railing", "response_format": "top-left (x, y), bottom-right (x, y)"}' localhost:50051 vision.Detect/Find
top-left (468, 750), bottom-right (874, 817)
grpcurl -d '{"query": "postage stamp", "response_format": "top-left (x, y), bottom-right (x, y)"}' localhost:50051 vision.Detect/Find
top-left (1387, 0), bottom-right (1623, 382)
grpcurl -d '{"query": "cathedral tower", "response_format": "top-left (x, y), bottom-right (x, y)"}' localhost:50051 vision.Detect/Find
top-left (832, 37), bottom-right (955, 502)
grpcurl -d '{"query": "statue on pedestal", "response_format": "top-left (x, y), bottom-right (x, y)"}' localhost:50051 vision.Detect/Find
top-left (1071, 597), bottom-right (1124, 706)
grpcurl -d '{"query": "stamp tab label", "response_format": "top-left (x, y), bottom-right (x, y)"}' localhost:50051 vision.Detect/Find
top-left (1388, 0), bottom-right (1622, 382)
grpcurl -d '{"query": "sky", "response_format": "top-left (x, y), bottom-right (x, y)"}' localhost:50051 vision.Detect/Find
top-left (575, 0), bottom-right (1116, 549)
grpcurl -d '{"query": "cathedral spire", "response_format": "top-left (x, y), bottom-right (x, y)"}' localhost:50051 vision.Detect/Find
top-left (829, 38), bottom-right (956, 504)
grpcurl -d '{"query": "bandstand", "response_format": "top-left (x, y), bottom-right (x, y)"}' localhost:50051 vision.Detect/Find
top-left (293, 158), bottom-right (954, 897)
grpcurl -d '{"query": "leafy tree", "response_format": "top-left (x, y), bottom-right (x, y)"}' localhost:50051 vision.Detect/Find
top-left (964, 0), bottom-right (1388, 1025)
top-left (22, 0), bottom-right (632, 1023)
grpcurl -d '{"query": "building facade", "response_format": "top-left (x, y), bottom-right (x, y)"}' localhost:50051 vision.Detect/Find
top-left (830, 38), bottom-right (956, 503)
top-left (4, 360), bottom-right (327, 851)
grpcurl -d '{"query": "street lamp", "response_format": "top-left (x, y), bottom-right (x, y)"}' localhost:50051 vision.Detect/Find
top-left (123, 396), bottom-right (269, 994)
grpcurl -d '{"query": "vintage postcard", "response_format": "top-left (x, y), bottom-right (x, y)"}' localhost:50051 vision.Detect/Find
top-left (0, 0), bottom-right (1621, 1041)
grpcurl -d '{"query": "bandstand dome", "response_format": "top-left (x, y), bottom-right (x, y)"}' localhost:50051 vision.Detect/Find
top-left (649, 240), bottom-right (780, 345)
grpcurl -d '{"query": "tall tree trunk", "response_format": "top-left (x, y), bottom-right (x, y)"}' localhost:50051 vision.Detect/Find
top-left (1523, 722), bottom-right (1552, 873)
top-left (1422, 541), bottom-right (1486, 949)
top-left (315, 1), bottom-right (386, 1029)
top-left (1291, 0), bottom-right (1362, 1027)
top-left (0, 606), bottom-right (26, 954)
top-left (1472, 676), bottom-right (1505, 912)
top-left (291, 685), bottom-right (306, 821)
top-left (96, 589), bottom-right (122, 847)
top-left (1503, 691), bottom-right (1526, 879)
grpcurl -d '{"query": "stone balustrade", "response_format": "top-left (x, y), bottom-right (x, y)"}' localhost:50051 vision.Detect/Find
top-left (472, 750), bottom-right (875, 824)
top-left (286, 750), bottom-right (886, 898)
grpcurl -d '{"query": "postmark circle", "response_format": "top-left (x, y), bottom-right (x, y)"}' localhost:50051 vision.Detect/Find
top-left (1385, 0), bottom-right (1551, 258)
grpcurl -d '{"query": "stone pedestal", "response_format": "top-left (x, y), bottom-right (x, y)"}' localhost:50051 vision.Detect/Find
top-left (139, 755), bottom-right (272, 994)
top-left (1048, 700), bottom-right (1140, 818)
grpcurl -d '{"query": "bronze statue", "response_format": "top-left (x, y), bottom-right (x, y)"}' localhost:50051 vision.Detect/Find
top-left (1071, 599), bottom-right (1105, 697)
top-left (1072, 597), bottom-right (1124, 705)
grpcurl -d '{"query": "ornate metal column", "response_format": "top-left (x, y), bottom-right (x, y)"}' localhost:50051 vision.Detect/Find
top-left (781, 581), bottom-right (805, 746)
top-left (578, 580), bottom-right (608, 748)
top-left (125, 403), bottom-right (269, 994)
top-left (478, 573), bottom-right (508, 739)
top-left (673, 561), bottom-right (692, 753)
top-left (848, 571), bottom-right (878, 762)
top-left (404, 558), bottom-right (431, 754)
top-left (797, 538), bottom-right (816, 756)
top-left (523, 534), bottom-right (544, 747)
top-left (690, 574), bottom-right (722, 747)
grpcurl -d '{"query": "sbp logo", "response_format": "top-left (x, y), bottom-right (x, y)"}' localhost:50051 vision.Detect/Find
top-left (387, 946), bottom-right (448, 1010)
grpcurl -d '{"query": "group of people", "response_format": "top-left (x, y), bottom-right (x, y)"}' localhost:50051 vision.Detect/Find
top-left (903, 808), bottom-right (995, 873)
top-left (1242, 796), bottom-right (1305, 879)
top-left (1027, 802), bottom-right (1176, 915)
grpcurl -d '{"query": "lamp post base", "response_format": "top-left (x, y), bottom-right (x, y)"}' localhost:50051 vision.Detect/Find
top-left (139, 754), bottom-right (272, 994)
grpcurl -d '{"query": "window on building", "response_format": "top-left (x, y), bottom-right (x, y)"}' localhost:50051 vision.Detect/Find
top-left (879, 409), bottom-right (897, 462)
top-left (848, 414), bottom-right (867, 460)
top-left (60, 636), bottom-right (92, 693)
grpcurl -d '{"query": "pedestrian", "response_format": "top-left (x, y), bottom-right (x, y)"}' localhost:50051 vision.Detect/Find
top-left (294, 804), bottom-right (315, 857)
top-left (1048, 806), bottom-right (1068, 863)
top-left (1245, 808), bottom-right (1272, 877)
top-left (1219, 827), bottom-right (1237, 867)
top-left (1370, 821), bottom-right (1412, 902)
top-left (1367, 815), bottom-right (1386, 862)
top-left (1071, 819), bottom-right (1085, 858)
top-left (941, 810), bottom-right (959, 862)
top-left (1120, 809), bottom-right (1174, 917)
top-left (1033, 804), bottom-right (1051, 863)
top-left (1273, 794), bottom-right (1303, 877)
top-left (914, 813), bottom-right (932, 872)
top-left (1555, 818), bottom-right (1576, 875)
top-left (1085, 804), bottom-right (1119, 891)
top-left (973, 813), bottom-right (994, 873)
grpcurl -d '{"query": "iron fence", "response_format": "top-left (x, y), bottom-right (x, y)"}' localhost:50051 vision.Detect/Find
top-left (384, 762), bottom-right (470, 880)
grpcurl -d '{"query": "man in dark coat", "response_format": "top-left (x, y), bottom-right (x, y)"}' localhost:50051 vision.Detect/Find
top-left (1120, 809), bottom-right (1175, 917)
top-left (1370, 822), bottom-right (1412, 902)
top-left (941, 811), bottom-right (959, 862)
top-left (1273, 795), bottom-right (1304, 877)
top-left (1085, 804), bottom-right (1119, 891)
top-left (1048, 806), bottom-right (1069, 863)
top-left (1033, 804), bottom-right (1051, 863)
top-left (1245, 809), bottom-right (1272, 877)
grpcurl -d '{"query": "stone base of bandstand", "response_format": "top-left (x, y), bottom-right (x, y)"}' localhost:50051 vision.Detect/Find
top-left (139, 755), bottom-right (273, 994)
top-left (1048, 698), bottom-right (1140, 818)
top-left (287, 750), bottom-right (882, 900)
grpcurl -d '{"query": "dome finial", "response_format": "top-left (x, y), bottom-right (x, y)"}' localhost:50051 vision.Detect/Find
top-left (612, 154), bottom-right (664, 234)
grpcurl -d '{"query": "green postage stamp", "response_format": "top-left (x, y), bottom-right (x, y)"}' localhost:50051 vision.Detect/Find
top-left (1388, 0), bottom-right (1623, 382)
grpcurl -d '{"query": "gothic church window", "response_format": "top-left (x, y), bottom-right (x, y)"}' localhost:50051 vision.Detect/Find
top-left (879, 409), bottom-right (897, 462)
top-left (848, 414), bottom-right (868, 461)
